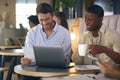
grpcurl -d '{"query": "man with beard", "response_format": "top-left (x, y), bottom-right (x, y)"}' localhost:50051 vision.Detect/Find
top-left (73, 5), bottom-right (120, 65)
top-left (20, 3), bottom-right (71, 80)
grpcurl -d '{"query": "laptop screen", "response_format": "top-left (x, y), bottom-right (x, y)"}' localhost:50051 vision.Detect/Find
top-left (33, 46), bottom-right (68, 68)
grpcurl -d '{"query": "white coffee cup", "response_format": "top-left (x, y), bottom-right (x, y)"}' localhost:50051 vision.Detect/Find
top-left (78, 44), bottom-right (88, 56)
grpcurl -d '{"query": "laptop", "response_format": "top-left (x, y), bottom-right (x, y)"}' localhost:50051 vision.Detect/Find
top-left (33, 46), bottom-right (70, 68)
top-left (17, 38), bottom-right (71, 68)
top-left (16, 37), bottom-right (25, 46)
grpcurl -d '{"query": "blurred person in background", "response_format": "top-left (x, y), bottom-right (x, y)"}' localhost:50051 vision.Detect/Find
top-left (28, 15), bottom-right (39, 28)
top-left (53, 12), bottom-right (69, 30)
top-left (54, 12), bottom-right (73, 61)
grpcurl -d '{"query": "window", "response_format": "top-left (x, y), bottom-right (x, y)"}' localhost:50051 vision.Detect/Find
top-left (94, 0), bottom-right (113, 15)
top-left (16, 0), bottom-right (37, 29)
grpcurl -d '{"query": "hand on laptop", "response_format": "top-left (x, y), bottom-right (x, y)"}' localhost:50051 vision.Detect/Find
top-left (21, 57), bottom-right (31, 65)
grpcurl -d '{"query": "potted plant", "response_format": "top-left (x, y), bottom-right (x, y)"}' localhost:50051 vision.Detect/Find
top-left (54, 0), bottom-right (77, 12)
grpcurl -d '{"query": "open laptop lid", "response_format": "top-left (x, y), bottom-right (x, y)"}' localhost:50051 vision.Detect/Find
top-left (33, 46), bottom-right (68, 68)
top-left (16, 37), bottom-right (25, 47)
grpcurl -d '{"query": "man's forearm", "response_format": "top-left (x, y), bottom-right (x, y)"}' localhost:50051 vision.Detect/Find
top-left (105, 48), bottom-right (120, 64)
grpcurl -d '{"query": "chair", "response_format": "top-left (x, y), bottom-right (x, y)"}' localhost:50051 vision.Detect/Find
top-left (0, 67), bottom-right (8, 72)
top-left (102, 15), bottom-right (120, 34)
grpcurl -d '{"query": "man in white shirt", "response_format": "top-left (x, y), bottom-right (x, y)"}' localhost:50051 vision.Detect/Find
top-left (21, 3), bottom-right (71, 80)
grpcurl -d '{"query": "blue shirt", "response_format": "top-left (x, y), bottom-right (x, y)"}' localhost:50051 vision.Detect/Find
top-left (25, 23), bottom-right (71, 63)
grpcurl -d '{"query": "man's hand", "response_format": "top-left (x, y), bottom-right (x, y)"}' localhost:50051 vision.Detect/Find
top-left (96, 61), bottom-right (120, 78)
top-left (88, 45), bottom-right (107, 55)
top-left (20, 57), bottom-right (31, 65)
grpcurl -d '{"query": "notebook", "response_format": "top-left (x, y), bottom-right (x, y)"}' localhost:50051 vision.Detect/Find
top-left (33, 46), bottom-right (70, 68)
top-left (22, 47), bottom-right (35, 62)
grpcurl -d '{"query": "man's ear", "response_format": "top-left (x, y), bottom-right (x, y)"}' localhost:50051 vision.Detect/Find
top-left (100, 17), bottom-right (103, 22)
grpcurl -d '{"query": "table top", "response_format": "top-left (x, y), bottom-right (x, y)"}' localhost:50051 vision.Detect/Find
top-left (0, 49), bottom-right (24, 56)
top-left (0, 46), bottom-right (21, 50)
top-left (0, 67), bottom-right (8, 71)
top-left (14, 63), bottom-right (97, 77)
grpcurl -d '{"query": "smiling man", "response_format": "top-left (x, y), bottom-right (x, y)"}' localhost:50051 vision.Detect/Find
top-left (21, 3), bottom-right (71, 80)
top-left (73, 5), bottom-right (120, 65)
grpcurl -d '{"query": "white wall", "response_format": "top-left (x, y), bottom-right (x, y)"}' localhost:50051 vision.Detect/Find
top-left (0, 0), bottom-right (16, 28)
top-left (36, 0), bottom-right (52, 5)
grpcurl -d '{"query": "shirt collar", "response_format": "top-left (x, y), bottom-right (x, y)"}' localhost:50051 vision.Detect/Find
top-left (53, 22), bottom-right (59, 33)
top-left (99, 24), bottom-right (106, 33)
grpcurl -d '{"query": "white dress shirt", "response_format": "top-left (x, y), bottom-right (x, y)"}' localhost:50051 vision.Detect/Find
top-left (25, 23), bottom-right (71, 63)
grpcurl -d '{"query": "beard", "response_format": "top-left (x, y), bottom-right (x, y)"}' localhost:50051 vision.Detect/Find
top-left (42, 21), bottom-right (54, 30)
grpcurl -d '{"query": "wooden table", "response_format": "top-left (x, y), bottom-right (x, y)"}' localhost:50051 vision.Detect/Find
top-left (0, 46), bottom-right (21, 50)
top-left (14, 63), bottom-right (97, 78)
top-left (0, 49), bottom-right (24, 80)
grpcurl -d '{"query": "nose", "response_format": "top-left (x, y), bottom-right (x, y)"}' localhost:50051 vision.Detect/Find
top-left (42, 20), bottom-right (47, 25)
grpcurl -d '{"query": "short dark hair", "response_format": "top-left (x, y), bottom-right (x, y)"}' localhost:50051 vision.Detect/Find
top-left (28, 15), bottom-right (39, 25)
top-left (87, 5), bottom-right (104, 17)
top-left (36, 3), bottom-right (53, 14)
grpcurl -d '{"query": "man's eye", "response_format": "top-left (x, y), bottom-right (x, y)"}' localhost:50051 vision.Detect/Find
top-left (45, 18), bottom-right (49, 21)
top-left (40, 20), bottom-right (43, 22)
